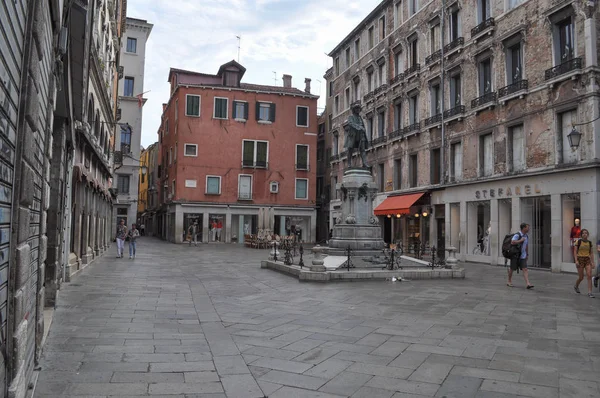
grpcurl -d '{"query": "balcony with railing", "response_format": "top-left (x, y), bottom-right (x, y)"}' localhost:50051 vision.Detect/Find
top-left (471, 18), bottom-right (495, 39)
top-left (295, 163), bottom-right (309, 171)
top-left (444, 37), bottom-right (464, 54)
top-left (424, 113), bottom-right (442, 127)
top-left (498, 79), bottom-right (528, 99)
top-left (425, 50), bottom-right (441, 66)
top-left (363, 91), bottom-right (375, 102)
top-left (238, 192), bottom-right (253, 201)
top-left (544, 57), bottom-right (582, 81)
top-left (471, 92), bottom-right (497, 109)
top-left (340, 150), bottom-right (348, 159)
top-left (390, 73), bottom-right (404, 86)
top-left (443, 105), bottom-right (465, 120)
top-left (371, 135), bottom-right (387, 146)
top-left (404, 64), bottom-right (420, 78)
top-left (403, 122), bottom-right (420, 134)
top-left (389, 128), bottom-right (402, 141)
top-left (373, 84), bottom-right (388, 96)
top-left (329, 154), bottom-right (340, 163)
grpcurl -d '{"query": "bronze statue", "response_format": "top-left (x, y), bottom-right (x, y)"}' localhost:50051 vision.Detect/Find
top-left (344, 103), bottom-right (369, 168)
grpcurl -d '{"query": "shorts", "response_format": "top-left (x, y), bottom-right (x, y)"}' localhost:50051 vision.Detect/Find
top-left (576, 256), bottom-right (591, 269)
top-left (510, 257), bottom-right (527, 271)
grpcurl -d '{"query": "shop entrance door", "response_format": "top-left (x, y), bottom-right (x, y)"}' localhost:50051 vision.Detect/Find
top-left (521, 196), bottom-right (551, 268)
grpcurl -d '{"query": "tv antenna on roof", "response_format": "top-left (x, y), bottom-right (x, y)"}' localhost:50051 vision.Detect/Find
top-left (272, 71), bottom-right (277, 85)
top-left (235, 35), bottom-right (241, 62)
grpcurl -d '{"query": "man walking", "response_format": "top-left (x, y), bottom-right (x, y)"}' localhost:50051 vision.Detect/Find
top-left (115, 219), bottom-right (127, 258)
top-left (507, 223), bottom-right (534, 289)
top-left (188, 221), bottom-right (199, 246)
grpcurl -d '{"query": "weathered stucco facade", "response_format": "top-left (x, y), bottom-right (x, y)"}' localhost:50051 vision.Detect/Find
top-left (326, 0), bottom-right (600, 271)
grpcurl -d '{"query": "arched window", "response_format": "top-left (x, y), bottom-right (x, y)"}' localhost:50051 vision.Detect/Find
top-left (87, 96), bottom-right (94, 125)
top-left (94, 111), bottom-right (100, 137)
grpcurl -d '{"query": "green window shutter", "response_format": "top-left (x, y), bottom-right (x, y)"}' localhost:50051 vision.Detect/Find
top-left (256, 142), bottom-right (268, 166)
top-left (232, 101), bottom-right (236, 119)
top-left (255, 102), bottom-right (261, 120)
top-left (270, 103), bottom-right (276, 122)
top-left (243, 141), bottom-right (254, 166)
top-left (244, 102), bottom-right (249, 120)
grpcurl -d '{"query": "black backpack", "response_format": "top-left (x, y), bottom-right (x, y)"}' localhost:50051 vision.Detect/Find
top-left (501, 232), bottom-right (522, 259)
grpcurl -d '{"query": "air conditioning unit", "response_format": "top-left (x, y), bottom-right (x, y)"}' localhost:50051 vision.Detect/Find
top-left (270, 181), bottom-right (279, 193)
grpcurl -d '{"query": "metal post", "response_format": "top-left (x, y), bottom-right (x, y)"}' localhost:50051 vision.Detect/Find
top-left (431, 245), bottom-right (436, 270)
top-left (273, 240), bottom-right (277, 262)
top-left (299, 243), bottom-right (304, 269)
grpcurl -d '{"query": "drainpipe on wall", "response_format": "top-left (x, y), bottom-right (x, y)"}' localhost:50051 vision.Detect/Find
top-left (440, 0), bottom-right (446, 185)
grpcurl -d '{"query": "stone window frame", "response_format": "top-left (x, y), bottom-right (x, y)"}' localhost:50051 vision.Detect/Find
top-left (478, 131), bottom-right (494, 177)
top-left (506, 121), bottom-right (526, 173)
top-left (428, 76), bottom-right (442, 117)
top-left (502, 32), bottom-right (525, 86)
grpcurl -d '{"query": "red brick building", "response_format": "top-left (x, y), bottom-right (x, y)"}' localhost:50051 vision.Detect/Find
top-left (156, 61), bottom-right (319, 243)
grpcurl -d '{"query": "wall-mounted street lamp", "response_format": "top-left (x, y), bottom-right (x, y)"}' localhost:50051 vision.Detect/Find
top-left (568, 113), bottom-right (600, 150)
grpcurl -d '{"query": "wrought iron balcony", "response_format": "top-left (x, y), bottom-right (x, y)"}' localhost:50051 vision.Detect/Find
top-left (373, 84), bottom-right (389, 96)
top-left (443, 105), bottom-right (465, 119)
top-left (404, 122), bottom-right (420, 134)
top-left (544, 58), bottom-right (582, 81)
top-left (389, 129), bottom-right (402, 140)
top-left (471, 92), bottom-right (497, 109)
top-left (425, 50), bottom-right (441, 65)
top-left (404, 64), bottom-right (420, 77)
top-left (390, 73), bottom-right (404, 85)
top-left (340, 150), bottom-right (348, 158)
top-left (471, 18), bottom-right (495, 37)
top-left (364, 92), bottom-right (374, 102)
top-left (371, 135), bottom-right (387, 146)
top-left (424, 113), bottom-right (442, 127)
top-left (444, 37), bottom-right (464, 53)
top-left (498, 80), bottom-right (529, 98)
top-left (329, 154), bottom-right (340, 162)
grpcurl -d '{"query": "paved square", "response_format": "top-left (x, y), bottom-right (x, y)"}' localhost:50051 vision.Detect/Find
top-left (34, 239), bottom-right (600, 397)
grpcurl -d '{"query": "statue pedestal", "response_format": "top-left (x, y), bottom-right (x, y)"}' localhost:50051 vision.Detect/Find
top-left (328, 168), bottom-right (385, 256)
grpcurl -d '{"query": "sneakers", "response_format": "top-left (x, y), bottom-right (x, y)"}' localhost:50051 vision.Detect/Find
top-left (574, 286), bottom-right (581, 294)
top-left (588, 293), bottom-right (595, 298)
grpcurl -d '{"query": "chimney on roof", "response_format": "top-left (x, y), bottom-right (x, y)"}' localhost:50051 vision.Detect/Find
top-left (282, 74), bottom-right (292, 88)
top-left (305, 78), bottom-right (311, 94)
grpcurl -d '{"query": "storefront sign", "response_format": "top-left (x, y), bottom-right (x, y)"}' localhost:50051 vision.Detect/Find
top-left (475, 184), bottom-right (542, 199)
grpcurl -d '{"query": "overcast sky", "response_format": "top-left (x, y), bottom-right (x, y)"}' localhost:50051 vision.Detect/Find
top-left (126, 0), bottom-right (382, 148)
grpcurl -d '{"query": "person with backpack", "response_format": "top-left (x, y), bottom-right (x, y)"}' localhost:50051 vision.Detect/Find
top-left (506, 223), bottom-right (534, 289)
top-left (573, 229), bottom-right (595, 298)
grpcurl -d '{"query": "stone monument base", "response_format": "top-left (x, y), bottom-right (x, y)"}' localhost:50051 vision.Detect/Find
top-left (328, 224), bottom-right (385, 256)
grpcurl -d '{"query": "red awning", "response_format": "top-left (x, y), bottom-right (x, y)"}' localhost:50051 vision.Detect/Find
top-left (374, 192), bottom-right (425, 216)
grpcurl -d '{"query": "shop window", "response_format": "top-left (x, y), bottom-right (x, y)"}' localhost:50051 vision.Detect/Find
top-left (521, 196), bottom-right (552, 268)
top-left (468, 201), bottom-right (491, 256)
top-left (562, 194), bottom-right (581, 263)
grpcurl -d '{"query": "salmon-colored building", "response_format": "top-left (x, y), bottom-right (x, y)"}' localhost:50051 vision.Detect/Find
top-left (156, 61), bottom-right (319, 243)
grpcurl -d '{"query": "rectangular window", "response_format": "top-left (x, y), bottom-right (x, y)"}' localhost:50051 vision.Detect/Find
top-left (169, 147), bottom-right (173, 165)
top-left (393, 103), bottom-right (402, 130)
top-left (296, 145), bottom-right (309, 170)
top-left (430, 148), bottom-right (441, 184)
top-left (368, 26), bottom-right (374, 49)
top-left (409, 37), bottom-right (418, 68)
top-left (410, 0), bottom-right (419, 16)
top-left (185, 179), bottom-right (197, 188)
top-left (124, 77), bottom-right (134, 97)
top-left (430, 84), bottom-right (441, 116)
top-left (555, 17), bottom-right (574, 64)
top-left (450, 74), bottom-right (462, 106)
top-left (174, 142), bottom-right (178, 162)
top-left (172, 180), bottom-right (176, 198)
top-left (450, 142), bottom-right (462, 181)
top-left (478, 0), bottom-right (491, 23)
top-left (238, 175), bottom-right (252, 200)
top-left (186, 95), bottom-right (200, 116)
top-left (508, 0), bottom-right (524, 10)
top-left (409, 94), bottom-right (419, 125)
top-left (355, 38), bottom-right (361, 60)
top-left (120, 124), bottom-right (131, 153)
top-left (117, 175), bottom-right (130, 194)
top-left (345, 47), bottom-right (351, 68)
top-left (353, 79), bottom-right (360, 102)
top-left (345, 88), bottom-right (351, 109)
top-left (335, 57), bottom-right (340, 75)
top-left (377, 109), bottom-right (385, 137)
top-left (233, 100), bottom-right (248, 120)
top-left (558, 110), bottom-right (578, 164)
top-left (333, 134), bottom-right (339, 155)
top-left (206, 176), bottom-right (221, 194)
top-left (126, 37), bottom-right (137, 53)
top-left (394, 158), bottom-right (402, 190)
top-left (395, 2), bottom-right (402, 28)
top-left (367, 116), bottom-right (374, 141)
top-left (394, 51), bottom-right (403, 76)
top-left (449, 10), bottom-right (460, 41)
top-left (329, 81), bottom-right (333, 97)
top-left (242, 140), bottom-right (269, 168)
top-left (295, 178), bottom-right (308, 200)
top-left (214, 97), bottom-right (228, 119)
top-left (479, 58), bottom-right (492, 95)
top-left (507, 42), bottom-right (522, 84)
top-left (334, 96), bottom-right (340, 114)
top-left (367, 70), bottom-right (374, 92)
top-left (430, 23), bottom-right (440, 53)
top-left (378, 163), bottom-right (385, 191)
top-left (378, 63), bottom-right (385, 86)
top-left (480, 133), bottom-right (493, 176)
top-left (297, 106), bottom-right (309, 127)
top-left (184, 144), bottom-right (198, 157)
top-left (409, 154), bottom-right (418, 188)
top-left (509, 124), bottom-right (525, 172)
top-left (258, 102), bottom-right (271, 122)
top-left (379, 16), bottom-right (386, 40)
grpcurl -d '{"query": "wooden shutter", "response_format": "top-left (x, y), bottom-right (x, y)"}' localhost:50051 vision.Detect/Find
top-left (255, 102), bottom-right (261, 120)
top-left (244, 102), bottom-right (249, 120)
top-left (270, 103), bottom-right (276, 122)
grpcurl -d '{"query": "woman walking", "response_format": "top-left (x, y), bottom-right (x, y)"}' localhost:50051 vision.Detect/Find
top-left (115, 219), bottom-right (127, 258)
top-left (574, 229), bottom-right (595, 298)
top-left (128, 224), bottom-right (140, 259)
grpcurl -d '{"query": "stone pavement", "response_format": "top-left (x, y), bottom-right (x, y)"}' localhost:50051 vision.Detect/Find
top-left (34, 238), bottom-right (600, 398)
